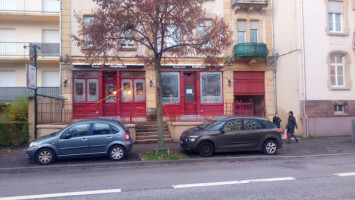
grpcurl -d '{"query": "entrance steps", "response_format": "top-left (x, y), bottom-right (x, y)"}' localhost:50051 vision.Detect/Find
top-left (135, 121), bottom-right (173, 144)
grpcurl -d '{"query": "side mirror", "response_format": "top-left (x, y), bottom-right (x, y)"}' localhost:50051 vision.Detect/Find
top-left (220, 129), bottom-right (226, 134)
top-left (62, 133), bottom-right (71, 139)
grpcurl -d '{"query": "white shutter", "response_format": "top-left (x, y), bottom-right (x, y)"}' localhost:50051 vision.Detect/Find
top-left (250, 21), bottom-right (259, 30)
top-left (237, 20), bottom-right (246, 31)
top-left (42, 71), bottom-right (59, 87)
top-left (43, 0), bottom-right (60, 12)
top-left (328, 1), bottom-right (343, 13)
top-left (0, 29), bottom-right (15, 55)
top-left (43, 30), bottom-right (59, 43)
top-left (0, 29), bottom-right (15, 42)
top-left (0, 71), bottom-right (15, 87)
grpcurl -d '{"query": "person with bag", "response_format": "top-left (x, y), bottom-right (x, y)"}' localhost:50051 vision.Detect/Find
top-left (286, 111), bottom-right (299, 144)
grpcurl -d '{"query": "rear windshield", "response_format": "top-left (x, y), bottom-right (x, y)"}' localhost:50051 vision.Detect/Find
top-left (261, 120), bottom-right (277, 129)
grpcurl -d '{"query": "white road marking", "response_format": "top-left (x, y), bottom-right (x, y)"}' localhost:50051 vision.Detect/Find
top-left (172, 177), bottom-right (295, 189)
top-left (334, 172), bottom-right (355, 177)
top-left (0, 189), bottom-right (122, 200)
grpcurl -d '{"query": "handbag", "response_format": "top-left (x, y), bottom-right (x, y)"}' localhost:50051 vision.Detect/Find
top-left (283, 130), bottom-right (289, 139)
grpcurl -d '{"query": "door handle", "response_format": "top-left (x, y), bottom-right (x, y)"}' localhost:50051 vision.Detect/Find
top-left (107, 136), bottom-right (113, 139)
top-left (81, 138), bottom-right (88, 141)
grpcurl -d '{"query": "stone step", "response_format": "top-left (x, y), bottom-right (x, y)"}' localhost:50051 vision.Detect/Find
top-left (136, 128), bottom-right (169, 132)
top-left (136, 125), bottom-right (169, 129)
top-left (136, 131), bottom-right (170, 136)
top-left (136, 135), bottom-right (173, 140)
top-left (135, 138), bottom-right (174, 144)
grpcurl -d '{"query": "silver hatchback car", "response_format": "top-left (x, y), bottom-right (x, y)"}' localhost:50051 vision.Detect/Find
top-left (26, 119), bottom-right (133, 165)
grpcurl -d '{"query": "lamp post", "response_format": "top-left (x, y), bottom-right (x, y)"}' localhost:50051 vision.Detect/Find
top-left (24, 43), bottom-right (40, 139)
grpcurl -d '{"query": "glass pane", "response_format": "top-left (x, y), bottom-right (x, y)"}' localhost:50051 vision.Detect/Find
top-left (330, 55), bottom-right (335, 64)
top-left (121, 80), bottom-right (133, 102)
top-left (68, 124), bottom-right (90, 138)
top-left (105, 83), bottom-right (116, 103)
top-left (87, 79), bottom-right (98, 102)
top-left (335, 13), bottom-right (342, 31)
top-left (200, 72), bottom-right (222, 104)
top-left (237, 32), bottom-right (246, 43)
top-left (225, 119), bottom-right (242, 131)
top-left (134, 79), bottom-right (145, 102)
top-left (74, 79), bottom-right (85, 102)
top-left (337, 75), bottom-right (344, 86)
top-left (121, 72), bottom-right (133, 77)
top-left (250, 30), bottom-right (258, 43)
top-left (330, 66), bottom-right (335, 76)
top-left (243, 119), bottom-right (263, 130)
top-left (134, 72), bottom-right (145, 77)
top-left (87, 71), bottom-right (99, 77)
top-left (331, 75), bottom-right (336, 86)
top-left (93, 123), bottom-right (111, 135)
top-left (162, 72), bottom-right (180, 104)
top-left (74, 71), bottom-right (85, 77)
top-left (185, 84), bottom-right (194, 102)
top-left (337, 66), bottom-right (344, 76)
top-left (328, 13), bottom-right (333, 31)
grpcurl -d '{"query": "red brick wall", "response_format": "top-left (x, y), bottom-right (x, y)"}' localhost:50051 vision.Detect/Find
top-left (305, 100), bottom-right (355, 118)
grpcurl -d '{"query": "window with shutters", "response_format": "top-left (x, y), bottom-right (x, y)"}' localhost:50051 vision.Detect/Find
top-left (237, 20), bottom-right (246, 43)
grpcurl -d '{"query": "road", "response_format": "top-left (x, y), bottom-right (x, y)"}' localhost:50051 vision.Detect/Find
top-left (1, 155), bottom-right (355, 200)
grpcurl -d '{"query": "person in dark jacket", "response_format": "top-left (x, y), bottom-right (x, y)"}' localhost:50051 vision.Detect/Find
top-left (273, 113), bottom-right (281, 128)
top-left (286, 111), bottom-right (298, 144)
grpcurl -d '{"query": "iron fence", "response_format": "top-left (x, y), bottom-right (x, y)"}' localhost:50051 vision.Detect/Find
top-left (0, 0), bottom-right (60, 13)
top-left (0, 87), bottom-right (60, 102)
top-left (0, 42), bottom-right (60, 57)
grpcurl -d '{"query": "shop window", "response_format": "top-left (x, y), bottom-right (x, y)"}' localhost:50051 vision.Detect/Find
top-left (162, 72), bottom-right (180, 104)
top-left (121, 72), bottom-right (145, 102)
top-left (73, 71), bottom-right (99, 102)
top-left (200, 72), bottom-right (222, 104)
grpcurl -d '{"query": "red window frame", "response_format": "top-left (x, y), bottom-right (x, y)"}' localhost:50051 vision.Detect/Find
top-left (73, 71), bottom-right (100, 102)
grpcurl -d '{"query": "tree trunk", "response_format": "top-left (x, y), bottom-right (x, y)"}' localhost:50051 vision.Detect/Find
top-left (155, 59), bottom-right (164, 149)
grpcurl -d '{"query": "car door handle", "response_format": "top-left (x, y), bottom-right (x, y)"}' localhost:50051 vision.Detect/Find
top-left (107, 136), bottom-right (113, 139)
top-left (81, 138), bottom-right (88, 141)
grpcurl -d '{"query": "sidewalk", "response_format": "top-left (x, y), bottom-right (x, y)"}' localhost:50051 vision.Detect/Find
top-left (0, 136), bottom-right (354, 171)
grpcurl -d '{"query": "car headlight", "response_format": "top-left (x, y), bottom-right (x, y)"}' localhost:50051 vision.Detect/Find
top-left (188, 136), bottom-right (199, 142)
top-left (29, 142), bottom-right (37, 148)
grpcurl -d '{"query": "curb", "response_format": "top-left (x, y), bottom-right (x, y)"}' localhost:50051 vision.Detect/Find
top-left (1, 152), bottom-right (355, 174)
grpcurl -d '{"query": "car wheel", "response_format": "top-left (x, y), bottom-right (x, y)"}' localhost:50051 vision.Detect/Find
top-left (198, 141), bottom-right (215, 157)
top-left (36, 148), bottom-right (55, 165)
top-left (263, 140), bottom-right (278, 155)
top-left (108, 145), bottom-right (126, 161)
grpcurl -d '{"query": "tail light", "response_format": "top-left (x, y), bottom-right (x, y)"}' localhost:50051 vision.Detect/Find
top-left (276, 128), bottom-right (281, 134)
top-left (124, 130), bottom-right (130, 141)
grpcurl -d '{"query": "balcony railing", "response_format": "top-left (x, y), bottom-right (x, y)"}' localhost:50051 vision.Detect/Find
top-left (0, 87), bottom-right (61, 102)
top-left (0, 42), bottom-right (60, 57)
top-left (0, 0), bottom-right (60, 13)
top-left (233, 43), bottom-right (268, 59)
top-left (232, 0), bottom-right (269, 8)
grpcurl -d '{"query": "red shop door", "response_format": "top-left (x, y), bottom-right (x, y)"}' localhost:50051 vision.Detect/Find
top-left (184, 72), bottom-right (196, 115)
top-left (103, 72), bottom-right (117, 116)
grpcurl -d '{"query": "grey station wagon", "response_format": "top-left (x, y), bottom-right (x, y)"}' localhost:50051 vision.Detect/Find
top-left (180, 116), bottom-right (282, 157)
top-left (26, 120), bottom-right (133, 165)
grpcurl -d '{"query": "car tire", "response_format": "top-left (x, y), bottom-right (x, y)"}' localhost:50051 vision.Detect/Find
top-left (263, 140), bottom-right (278, 155)
top-left (36, 148), bottom-right (56, 165)
top-left (198, 141), bottom-right (215, 157)
top-left (108, 145), bottom-right (126, 161)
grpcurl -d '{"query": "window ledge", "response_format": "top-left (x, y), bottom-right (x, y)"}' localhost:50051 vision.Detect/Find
top-left (330, 86), bottom-right (351, 91)
top-left (327, 32), bottom-right (349, 37)
top-left (119, 47), bottom-right (137, 51)
top-left (334, 112), bottom-right (349, 116)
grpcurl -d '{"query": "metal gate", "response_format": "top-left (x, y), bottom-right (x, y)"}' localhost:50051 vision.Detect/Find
top-left (234, 99), bottom-right (253, 116)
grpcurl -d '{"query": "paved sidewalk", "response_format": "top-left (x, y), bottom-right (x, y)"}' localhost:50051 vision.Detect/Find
top-left (0, 136), bottom-right (354, 170)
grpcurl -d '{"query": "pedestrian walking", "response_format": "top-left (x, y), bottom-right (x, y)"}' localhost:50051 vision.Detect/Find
top-left (286, 111), bottom-right (298, 144)
top-left (272, 113), bottom-right (281, 128)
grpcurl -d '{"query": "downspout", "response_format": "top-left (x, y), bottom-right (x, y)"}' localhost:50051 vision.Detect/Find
top-left (271, 0), bottom-right (278, 113)
top-left (59, 0), bottom-right (62, 97)
top-left (300, 0), bottom-right (308, 137)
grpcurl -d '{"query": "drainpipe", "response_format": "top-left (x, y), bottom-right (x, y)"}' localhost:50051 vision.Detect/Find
top-left (300, 0), bottom-right (308, 137)
top-left (271, 0), bottom-right (278, 114)
top-left (59, 0), bottom-right (62, 97)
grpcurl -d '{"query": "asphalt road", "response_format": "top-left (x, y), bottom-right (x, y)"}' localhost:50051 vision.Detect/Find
top-left (1, 155), bottom-right (355, 200)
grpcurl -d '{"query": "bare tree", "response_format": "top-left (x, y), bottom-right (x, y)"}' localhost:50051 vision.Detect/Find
top-left (73, 0), bottom-right (232, 149)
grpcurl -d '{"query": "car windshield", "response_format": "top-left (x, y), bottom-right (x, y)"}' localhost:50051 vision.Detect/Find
top-left (198, 120), bottom-right (216, 129)
top-left (207, 121), bottom-right (226, 131)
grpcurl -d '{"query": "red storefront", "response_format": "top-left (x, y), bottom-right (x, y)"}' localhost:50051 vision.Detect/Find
top-left (71, 64), bottom-right (225, 121)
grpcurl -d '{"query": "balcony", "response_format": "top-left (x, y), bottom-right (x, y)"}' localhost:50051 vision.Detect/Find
top-left (0, 0), bottom-right (60, 13)
top-left (231, 0), bottom-right (268, 10)
top-left (0, 87), bottom-right (61, 102)
top-left (233, 43), bottom-right (268, 59)
top-left (0, 42), bottom-right (60, 58)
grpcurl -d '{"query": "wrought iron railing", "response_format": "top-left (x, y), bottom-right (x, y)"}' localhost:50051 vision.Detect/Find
top-left (0, 0), bottom-right (60, 13)
top-left (0, 87), bottom-right (61, 102)
top-left (0, 42), bottom-right (60, 57)
top-left (233, 42), bottom-right (269, 58)
top-left (232, 0), bottom-right (269, 8)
